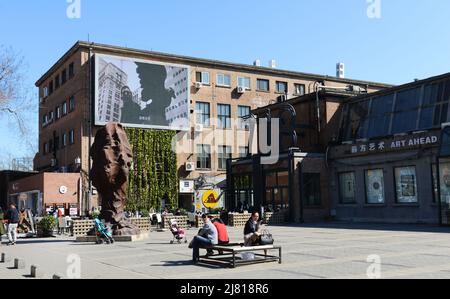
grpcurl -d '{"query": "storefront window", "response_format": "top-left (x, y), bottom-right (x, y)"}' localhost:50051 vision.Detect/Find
top-left (365, 169), bottom-right (385, 204)
top-left (339, 172), bottom-right (356, 204)
top-left (395, 166), bottom-right (418, 203)
top-left (432, 162), bottom-right (450, 204)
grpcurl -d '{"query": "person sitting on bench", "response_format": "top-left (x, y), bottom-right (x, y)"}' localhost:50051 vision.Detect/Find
top-left (191, 214), bottom-right (218, 264)
top-left (244, 211), bottom-right (262, 247)
top-left (206, 218), bottom-right (229, 256)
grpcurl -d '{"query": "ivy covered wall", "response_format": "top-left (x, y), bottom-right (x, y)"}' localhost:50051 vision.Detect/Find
top-left (125, 128), bottom-right (178, 211)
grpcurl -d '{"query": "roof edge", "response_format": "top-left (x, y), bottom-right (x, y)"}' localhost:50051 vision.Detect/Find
top-left (36, 41), bottom-right (394, 88)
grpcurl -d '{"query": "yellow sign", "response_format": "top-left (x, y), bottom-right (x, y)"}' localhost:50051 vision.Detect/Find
top-left (202, 190), bottom-right (220, 209)
top-left (195, 203), bottom-right (201, 210)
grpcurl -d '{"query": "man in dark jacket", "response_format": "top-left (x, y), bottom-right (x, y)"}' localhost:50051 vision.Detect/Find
top-left (5, 203), bottom-right (19, 246)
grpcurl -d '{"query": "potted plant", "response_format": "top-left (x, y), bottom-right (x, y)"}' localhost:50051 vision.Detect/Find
top-left (38, 216), bottom-right (57, 237)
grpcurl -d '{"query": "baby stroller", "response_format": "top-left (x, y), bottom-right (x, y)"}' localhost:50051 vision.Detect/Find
top-left (94, 218), bottom-right (115, 245)
top-left (169, 219), bottom-right (187, 244)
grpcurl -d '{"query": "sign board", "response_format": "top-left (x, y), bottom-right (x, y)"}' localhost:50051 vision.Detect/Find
top-left (179, 180), bottom-right (195, 194)
top-left (18, 193), bottom-right (28, 201)
top-left (94, 54), bottom-right (190, 131)
top-left (330, 131), bottom-right (440, 159)
top-left (69, 204), bottom-right (78, 216)
top-left (201, 190), bottom-right (220, 209)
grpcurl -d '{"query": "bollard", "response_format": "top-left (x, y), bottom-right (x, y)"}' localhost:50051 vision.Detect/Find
top-left (31, 265), bottom-right (45, 278)
top-left (1, 253), bottom-right (12, 263)
top-left (14, 258), bottom-right (25, 269)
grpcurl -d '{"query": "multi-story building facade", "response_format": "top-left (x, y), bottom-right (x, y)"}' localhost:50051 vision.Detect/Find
top-left (26, 41), bottom-right (389, 215)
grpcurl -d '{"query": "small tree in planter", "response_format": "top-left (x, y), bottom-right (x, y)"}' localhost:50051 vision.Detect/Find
top-left (38, 216), bottom-right (57, 237)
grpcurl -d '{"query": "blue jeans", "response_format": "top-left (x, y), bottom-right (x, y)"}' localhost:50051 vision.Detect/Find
top-left (192, 236), bottom-right (213, 262)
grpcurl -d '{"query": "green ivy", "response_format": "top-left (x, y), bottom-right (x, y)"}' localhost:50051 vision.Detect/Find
top-left (125, 128), bottom-right (178, 212)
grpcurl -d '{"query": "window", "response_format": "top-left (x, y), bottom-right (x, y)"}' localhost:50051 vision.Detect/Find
top-left (420, 81), bottom-right (450, 129)
top-left (257, 79), bottom-right (270, 92)
top-left (276, 81), bottom-right (288, 94)
top-left (237, 106), bottom-right (251, 130)
top-left (56, 106), bottom-right (61, 120)
top-left (343, 101), bottom-right (369, 140)
top-left (43, 86), bottom-right (49, 98)
top-left (69, 96), bottom-right (75, 112)
top-left (365, 169), bottom-right (385, 204)
top-left (55, 75), bottom-right (60, 90)
top-left (62, 133), bottom-right (67, 148)
top-left (196, 102), bottom-right (210, 126)
top-left (61, 69), bottom-right (67, 85)
top-left (432, 161), bottom-right (450, 204)
top-left (303, 173), bottom-right (321, 206)
top-left (49, 81), bottom-right (54, 94)
top-left (69, 63), bottom-right (74, 79)
top-left (394, 166), bottom-right (418, 203)
top-left (62, 101), bottom-right (68, 116)
top-left (218, 146), bottom-right (232, 170)
top-left (69, 130), bottom-right (75, 145)
top-left (217, 104), bottom-right (231, 129)
top-left (339, 172), bottom-right (356, 204)
top-left (239, 146), bottom-right (249, 158)
top-left (238, 77), bottom-right (251, 90)
top-left (197, 144), bottom-right (211, 170)
top-left (216, 73), bottom-right (231, 87)
top-left (367, 94), bottom-right (394, 139)
top-left (196, 72), bottom-right (210, 84)
top-left (294, 84), bottom-right (306, 96)
top-left (391, 87), bottom-right (421, 134)
top-left (43, 142), bottom-right (49, 155)
top-left (49, 111), bottom-right (54, 123)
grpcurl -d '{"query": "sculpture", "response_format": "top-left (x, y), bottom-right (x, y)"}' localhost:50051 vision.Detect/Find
top-left (90, 123), bottom-right (140, 236)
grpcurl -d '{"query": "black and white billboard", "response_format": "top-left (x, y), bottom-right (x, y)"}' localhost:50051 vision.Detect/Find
top-left (94, 54), bottom-right (190, 131)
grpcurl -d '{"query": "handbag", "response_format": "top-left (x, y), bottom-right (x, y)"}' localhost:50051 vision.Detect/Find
top-left (259, 230), bottom-right (274, 245)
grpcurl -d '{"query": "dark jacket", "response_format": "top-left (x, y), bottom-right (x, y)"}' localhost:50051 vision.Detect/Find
top-left (244, 218), bottom-right (260, 235)
top-left (6, 208), bottom-right (19, 224)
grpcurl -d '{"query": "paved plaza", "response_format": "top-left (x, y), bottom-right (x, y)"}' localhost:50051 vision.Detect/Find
top-left (1, 223), bottom-right (450, 279)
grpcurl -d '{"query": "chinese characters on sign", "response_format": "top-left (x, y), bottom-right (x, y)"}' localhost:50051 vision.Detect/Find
top-left (350, 135), bottom-right (439, 155)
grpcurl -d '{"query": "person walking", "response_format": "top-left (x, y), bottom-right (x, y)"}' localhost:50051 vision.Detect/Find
top-left (5, 203), bottom-right (19, 246)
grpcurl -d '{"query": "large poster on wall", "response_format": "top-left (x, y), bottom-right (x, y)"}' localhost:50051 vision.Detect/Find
top-left (94, 54), bottom-right (190, 131)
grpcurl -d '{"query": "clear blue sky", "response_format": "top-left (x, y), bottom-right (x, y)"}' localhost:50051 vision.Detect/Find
top-left (1, 0), bottom-right (450, 162)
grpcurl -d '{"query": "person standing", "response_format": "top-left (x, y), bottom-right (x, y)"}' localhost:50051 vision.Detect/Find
top-left (5, 203), bottom-right (19, 246)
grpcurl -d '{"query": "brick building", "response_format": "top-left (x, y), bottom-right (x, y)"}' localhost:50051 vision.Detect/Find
top-left (8, 41), bottom-right (390, 216)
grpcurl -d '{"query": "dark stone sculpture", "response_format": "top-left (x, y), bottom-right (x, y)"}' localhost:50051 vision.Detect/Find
top-left (90, 123), bottom-right (140, 236)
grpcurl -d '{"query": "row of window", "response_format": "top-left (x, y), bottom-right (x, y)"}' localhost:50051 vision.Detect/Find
top-left (43, 62), bottom-right (75, 98)
top-left (43, 130), bottom-right (75, 155)
top-left (42, 96), bottom-right (75, 127)
top-left (195, 71), bottom-right (306, 95)
top-left (196, 102), bottom-right (251, 129)
top-left (338, 166), bottom-right (434, 205)
top-left (342, 79), bottom-right (450, 141)
top-left (196, 145), bottom-right (249, 170)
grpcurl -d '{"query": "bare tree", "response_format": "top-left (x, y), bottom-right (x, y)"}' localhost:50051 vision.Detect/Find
top-left (0, 45), bottom-right (37, 161)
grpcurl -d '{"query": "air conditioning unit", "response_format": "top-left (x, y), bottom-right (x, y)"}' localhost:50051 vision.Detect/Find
top-left (185, 162), bottom-right (196, 172)
top-left (194, 82), bottom-right (202, 89)
top-left (194, 124), bottom-right (204, 132)
top-left (237, 86), bottom-right (246, 94)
